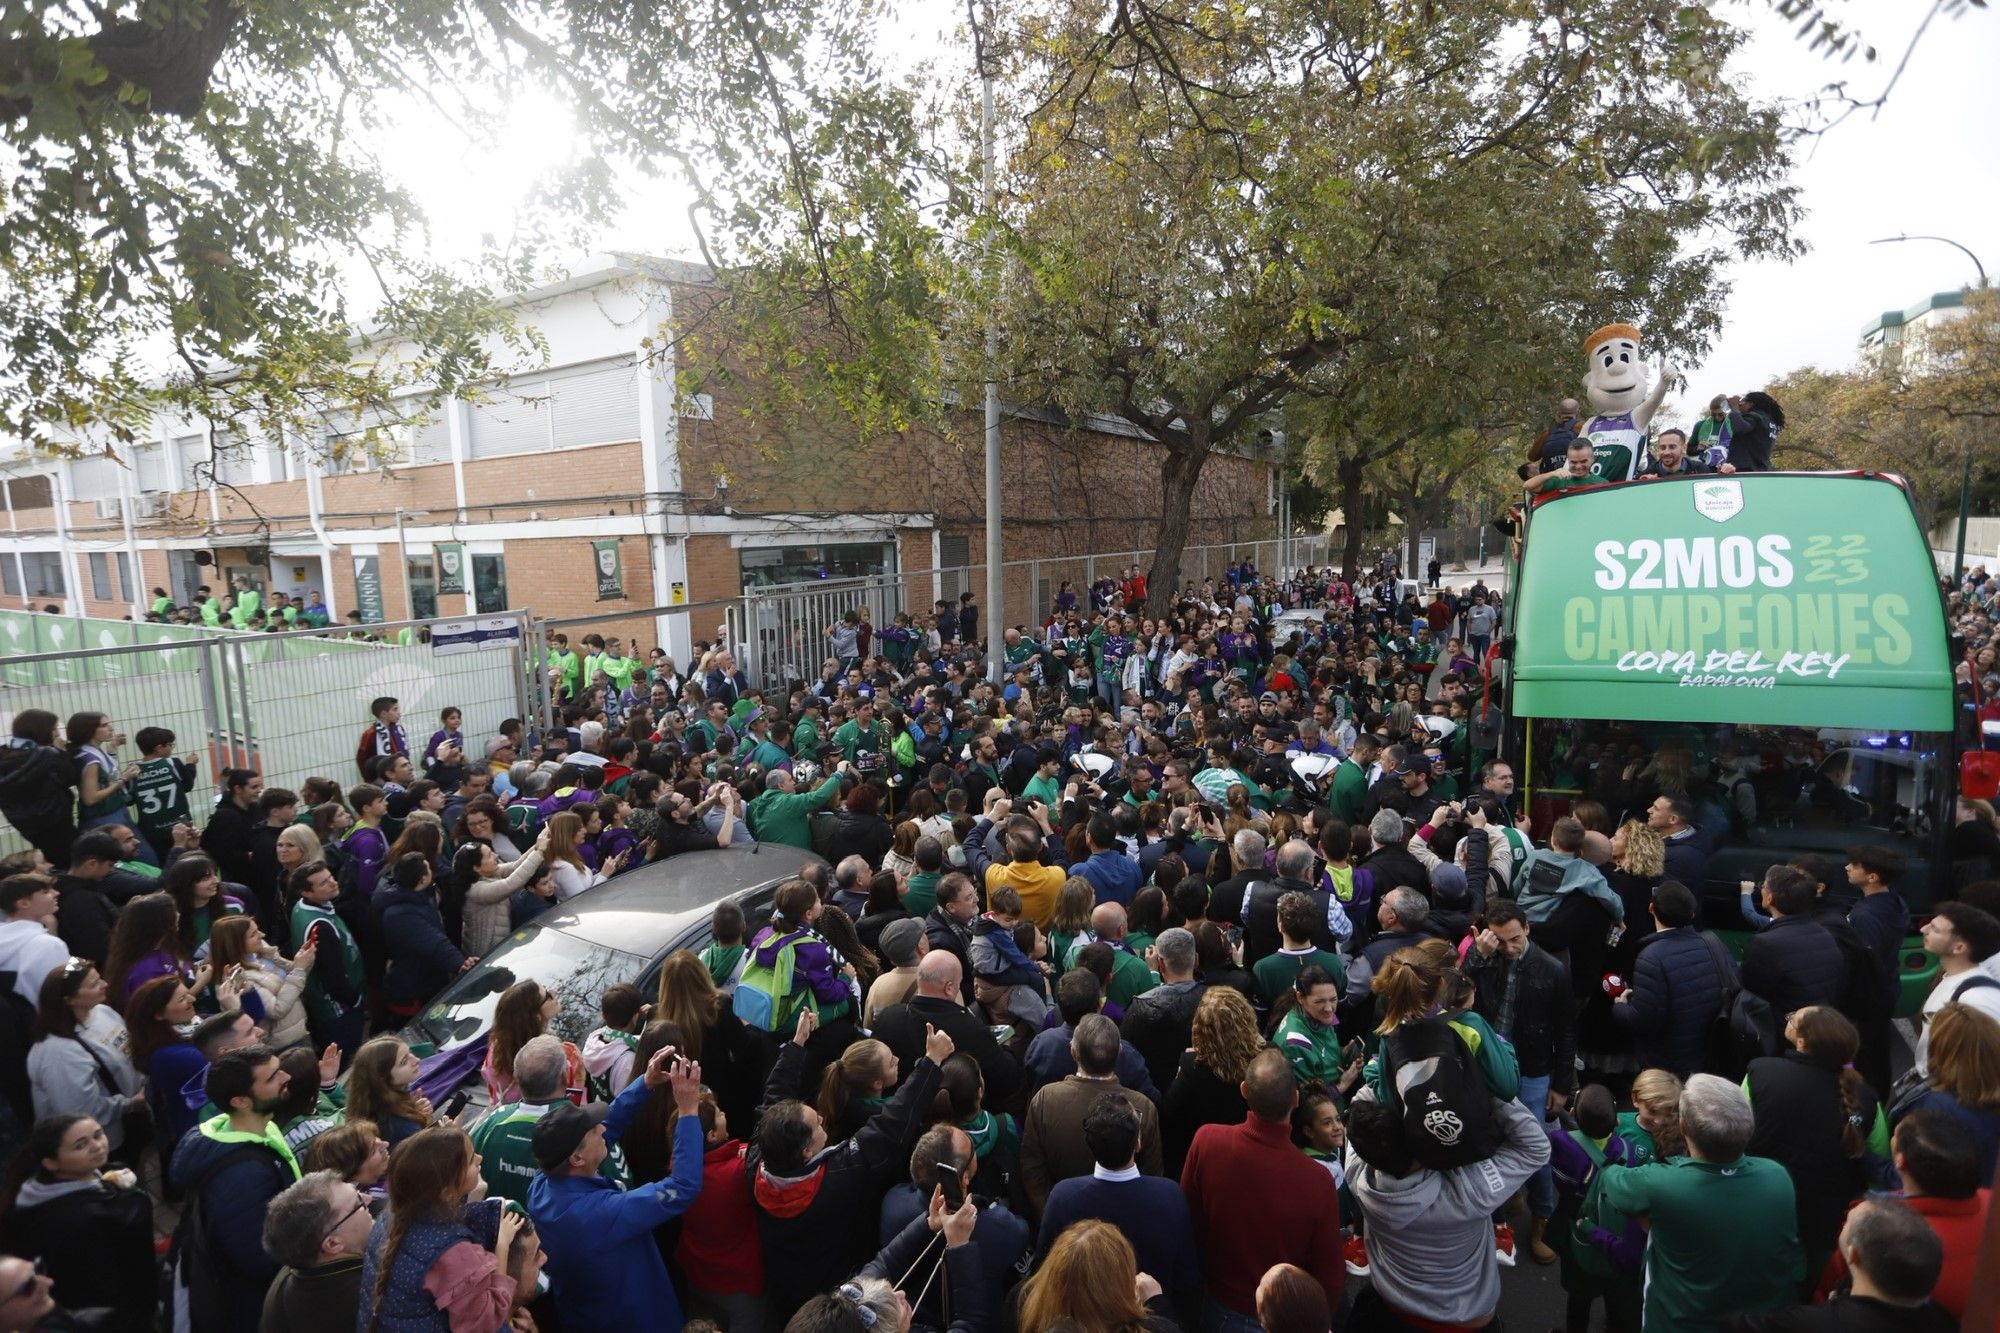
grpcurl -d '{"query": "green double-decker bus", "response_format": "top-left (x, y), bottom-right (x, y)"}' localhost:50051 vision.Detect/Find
top-left (1495, 471), bottom-right (1959, 1003)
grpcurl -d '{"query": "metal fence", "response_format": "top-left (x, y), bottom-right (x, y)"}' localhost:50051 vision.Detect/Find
top-left (734, 534), bottom-right (1329, 692)
top-left (0, 609), bottom-right (538, 853)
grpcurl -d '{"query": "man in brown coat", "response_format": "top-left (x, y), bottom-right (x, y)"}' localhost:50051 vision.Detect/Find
top-left (1020, 1012), bottom-right (1163, 1219)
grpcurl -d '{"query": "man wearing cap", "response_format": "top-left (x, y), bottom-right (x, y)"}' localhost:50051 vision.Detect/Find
top-left (740, 708), bottom-right (792, 772)
top-left (864, 917), bottom-right (929, 1025)
top-left (528, 1044), bottom-right (706, 1332)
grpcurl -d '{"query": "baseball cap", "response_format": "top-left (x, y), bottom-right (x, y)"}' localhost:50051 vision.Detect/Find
top-left (531, 1100), bottom-right (611, 1168)
top-left (1259, 691), bottom-right (1280, 703)
top-left (484, 736), bottom-right (515, 759)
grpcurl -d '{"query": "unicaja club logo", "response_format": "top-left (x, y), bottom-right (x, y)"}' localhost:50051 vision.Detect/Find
top-left (1693, 479), bottom-right (1744, 523)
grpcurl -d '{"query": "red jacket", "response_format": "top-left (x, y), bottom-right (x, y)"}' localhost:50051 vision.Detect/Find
top-left (1816, 1189), bottom-right (1989, 1319)
top-left (1180, 1112), bottom-right (1344, 1316)
top-left (675, 1139), bottom-right (764, 1295)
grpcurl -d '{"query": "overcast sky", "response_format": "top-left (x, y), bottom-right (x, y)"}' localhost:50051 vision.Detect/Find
top-left (377, 1), bottom-right (1998, 418)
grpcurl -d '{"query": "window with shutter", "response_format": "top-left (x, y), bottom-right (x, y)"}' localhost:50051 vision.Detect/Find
top-left (68, 453), bottom-right (120, 498)
top-left (134, 443), bottom-right (170, 494)
top-left (466, 384), bottom-right (549, 459)
top-left (549, 359), bottom-right (640, 448)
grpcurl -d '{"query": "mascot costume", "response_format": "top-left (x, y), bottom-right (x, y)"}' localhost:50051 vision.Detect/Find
top-left (1579, 323), bottom-right (1672, 483)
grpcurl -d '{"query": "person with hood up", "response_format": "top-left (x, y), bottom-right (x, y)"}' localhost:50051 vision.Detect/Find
top-left (526, 1044), bottom-right (706, 1332)
top-left (1343, 1082), bottom-right (1551, 1330)
top-left (747, 1007), bottom-right (953, 1325)
top-left (0, 710), bottom-right (78, 870)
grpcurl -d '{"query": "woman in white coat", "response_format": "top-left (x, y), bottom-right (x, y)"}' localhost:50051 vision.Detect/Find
top-left (26, 960), bottom-right (144, 1158)
top-left (205, 916), bottom-right (314, 1051)
top-left (451, 828), bottom-right (549, 954)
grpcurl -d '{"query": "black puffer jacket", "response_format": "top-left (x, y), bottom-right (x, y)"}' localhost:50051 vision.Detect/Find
top-left (1741, 914), bottom-right (1848, 1023)
top-left (0, 739), bottom-right (75, 824)
top-left (1613, 925), bottom-right (1726, 1078)
top-left (1465, 940), bottom-right (1577, 1089)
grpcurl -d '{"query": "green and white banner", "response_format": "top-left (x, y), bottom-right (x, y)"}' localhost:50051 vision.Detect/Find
top-left (1510, 473), bottom-right (1952, 731)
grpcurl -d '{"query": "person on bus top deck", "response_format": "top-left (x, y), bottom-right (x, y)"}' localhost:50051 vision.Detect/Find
top-left (1524, 438), bottom-right (1602, 497)
top-left (1636, 427), bottom-right (1728, 479)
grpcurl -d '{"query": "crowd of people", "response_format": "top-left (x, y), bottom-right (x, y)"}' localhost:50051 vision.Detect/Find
top-left (0, 548), bottom-right (1992, 1333)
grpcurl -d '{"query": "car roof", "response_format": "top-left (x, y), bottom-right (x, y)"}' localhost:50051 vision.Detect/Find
top-left (546, 843), bottom-right (825, 953)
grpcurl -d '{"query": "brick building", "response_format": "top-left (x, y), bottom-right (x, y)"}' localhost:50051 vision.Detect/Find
top-left (0, 256), bottom-right (1275, 659)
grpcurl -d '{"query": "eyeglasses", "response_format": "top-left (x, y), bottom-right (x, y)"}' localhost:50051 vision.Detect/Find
top-left (320, 1193), bottom-right (369, 1246)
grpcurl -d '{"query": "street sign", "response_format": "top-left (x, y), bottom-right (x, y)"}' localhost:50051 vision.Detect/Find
top-left (431, 616), bottom-right (521, 656)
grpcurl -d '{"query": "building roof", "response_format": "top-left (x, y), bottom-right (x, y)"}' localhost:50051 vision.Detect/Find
top-left (1860, 290), bottom-right (1968, 346)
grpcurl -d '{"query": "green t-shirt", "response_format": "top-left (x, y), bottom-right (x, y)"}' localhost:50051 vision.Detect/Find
top-left (1253, 947), bottom-right (1346, 1007)
top-left (1105, 946), bottom-right (1157, 1009)
top-left (129, 756), bottom-right (192, 838)
top-left (1022, 774), bottom-right (1061, 809)
top-left (904, 871), bottom-right (941, 919)
top-left (471, 1099), bottom-right (628, 1207)
top-left (1542, 472), bottom-right (1597, 494)
top-left (700, 943), bottom-right (746, 990)
top-left (600, 655), bottom-right (641, 692)
top-left (1598, 1155), bottom-right (1804, 1332)
top-left (549, 650), bottom-right (581, 696)
top-left (833, 719), bottom-right (890, 767)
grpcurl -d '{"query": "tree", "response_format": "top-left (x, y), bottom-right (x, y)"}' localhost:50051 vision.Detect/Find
top-left (958, 0), bottom-right (1799, 610)
top-left (0, 0), bottom-right (929, 467)
top-left (1769, 287), bottom-right (2000, 536)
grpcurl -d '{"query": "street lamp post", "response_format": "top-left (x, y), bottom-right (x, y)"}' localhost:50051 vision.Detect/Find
top-left (1868, 233), bottom-right (1988, 586)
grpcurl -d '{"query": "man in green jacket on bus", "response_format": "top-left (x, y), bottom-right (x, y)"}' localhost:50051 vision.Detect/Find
top-left (747, 761), bottom-right (851, 850)
top-left (1332, 733), bottom-right (1381, 825)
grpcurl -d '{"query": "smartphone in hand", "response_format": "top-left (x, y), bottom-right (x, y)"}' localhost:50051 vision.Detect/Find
top-left (939, 1162), bottom-right (967, 1212)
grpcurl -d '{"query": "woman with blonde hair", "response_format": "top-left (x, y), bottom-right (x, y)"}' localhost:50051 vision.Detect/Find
top-left (1892, 1001), bottom-right (2000, 1181)
top-left (206, 915), bottom-right (313, 1050)
top-left (1623, 1069), bottom-right (1684, 1158)
top-left (1160, 986), bottom-right (1262, 1176)
top-left (1048, 877), bottom-right (1096, 968)
top-left (357, 1126), bottom-right (525, 1330)
top-left (1015, 1217), bottom-right (1177, 1331)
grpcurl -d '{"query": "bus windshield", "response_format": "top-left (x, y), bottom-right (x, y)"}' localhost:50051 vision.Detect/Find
top-left (1522, 716), bottom-right (1952, 912)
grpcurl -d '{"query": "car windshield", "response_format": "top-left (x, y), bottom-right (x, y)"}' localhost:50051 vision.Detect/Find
top-left (411, 925), bottom-right (649, 1050)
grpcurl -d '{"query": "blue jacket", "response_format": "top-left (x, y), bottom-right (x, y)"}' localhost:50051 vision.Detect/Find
top-left (1077, 849), bottom-right (1142, 907)
top-left (1039, 1173), bottom-right (1202, 1315)
top-left (1023, 1023), bottom-right (1160, 1102)
top-left (528, 1075), bottom-right (704, 1331)
top-left (375, 886), bottom-right (466, 1008)
top-left (1612, 925), bottom-right (1724, 1078)
top-left (169, 1116), bottom-right (300, 1333)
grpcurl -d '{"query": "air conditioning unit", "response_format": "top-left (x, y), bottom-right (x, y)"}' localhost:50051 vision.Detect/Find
top-left (130, 492), bottom-right (166, 519)
top-left (94, 496), bottom-right (122, 520)
top-left (677, 392), bottom-right (715, 422)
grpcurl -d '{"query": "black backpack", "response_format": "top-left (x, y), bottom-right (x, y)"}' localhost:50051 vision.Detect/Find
top-left (1379, 1016), bottom-right (1501, 1169)
top-left (1699, 930), bottom-right (1777, 1077)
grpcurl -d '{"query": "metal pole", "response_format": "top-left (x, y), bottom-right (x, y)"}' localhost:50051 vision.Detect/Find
top-left (1955, 445), bottom-right (1974, 586)
top-left (1869, 235), bottom-right (1988, 289)
top-left (981, 40), bottom-right (1004, 683)
top-left (394, 508), bottom-right (412, 621)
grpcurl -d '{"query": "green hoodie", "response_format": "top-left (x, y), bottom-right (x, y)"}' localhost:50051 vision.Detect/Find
top-left (196, 1112), bottom-right (301, 1180)
top-left (746, 772), bottom-right (843, 849)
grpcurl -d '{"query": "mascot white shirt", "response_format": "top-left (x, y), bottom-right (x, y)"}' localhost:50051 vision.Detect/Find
top-left (1579, 322), bottom-right (1671, 483)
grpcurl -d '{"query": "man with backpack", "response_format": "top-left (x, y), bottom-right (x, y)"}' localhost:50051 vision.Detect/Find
top-left (1343, 1077), bottom-right (1550, 1330)
top-left (1466, 900), bottom-right (1575, 1265)
top-left (171, 1046), bottom-right (300, 1333)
